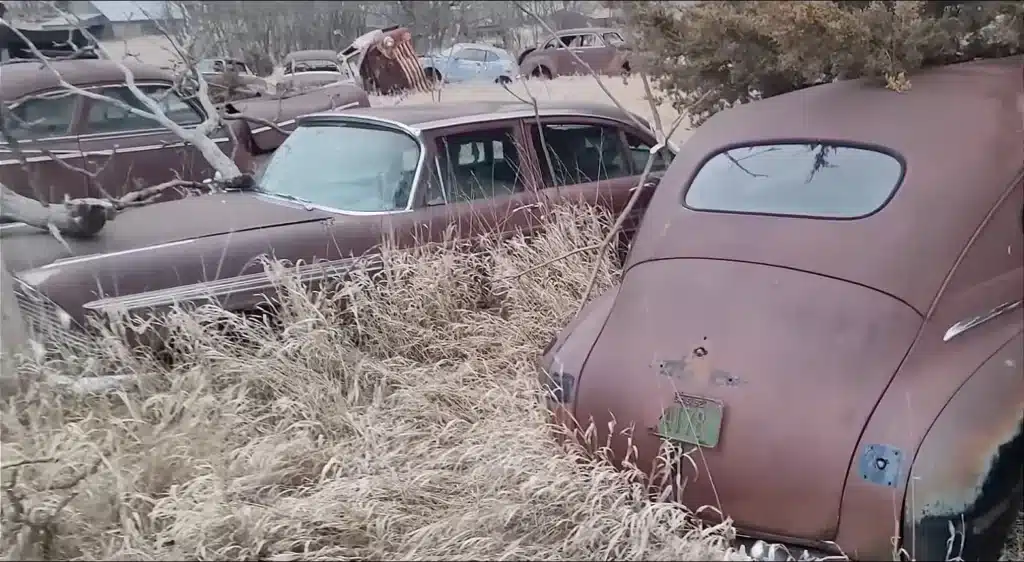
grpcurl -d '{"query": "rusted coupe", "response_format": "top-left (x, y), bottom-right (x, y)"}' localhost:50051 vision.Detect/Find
top-left (539, 56), bottom-right (1023, 561)
top-left (3, 100), bottom-right (670, 347)
top-left (518, 27), bottom-right (631, 80)
top-left (275, 49), bottom-right (353, 94)
top-left (339, 26), bottom-right (430, 94)
top-left (0, 58), bottom-right (369, 204)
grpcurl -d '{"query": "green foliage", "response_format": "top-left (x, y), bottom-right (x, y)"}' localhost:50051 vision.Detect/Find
top-left (622, 1), bottom-right (1024, 126)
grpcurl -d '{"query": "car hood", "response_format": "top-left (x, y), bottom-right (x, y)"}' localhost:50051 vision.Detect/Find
top-left (0, 191), bottom-right (335, 273)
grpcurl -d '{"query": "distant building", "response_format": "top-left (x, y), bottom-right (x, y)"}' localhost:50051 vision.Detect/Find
top-left (40, 1), bottom-right (183, 39)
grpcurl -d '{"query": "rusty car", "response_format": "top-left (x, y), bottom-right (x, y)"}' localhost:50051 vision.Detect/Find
top-left (339, 26), bottom-right (430, 95)
top-left (2, 100), bottom-right (672, 349)
top-left (196, 56), bottom-right (270, 103)
top-left (275, 49), bottom-right (354, 94)
top-left (518, 27), bottom-right (631, 80)
top-left (0, 58), bottom-right (369, 204)
top-left (538, 55), bottom-right (1023, 561)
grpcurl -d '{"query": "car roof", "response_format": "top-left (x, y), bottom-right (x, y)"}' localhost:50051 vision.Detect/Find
top-left (284, 50), bottom-right (338, 64)
top-left (299, 99), bottom-right (650, 132)
top-left (554, 27), bottom-right (620, 36)
top-left (0, 59), bottom-right (173, 101)
top-left (632, 55), bottom-right (1024, 313)
top-left (448, 43), bottom-right (507, 53)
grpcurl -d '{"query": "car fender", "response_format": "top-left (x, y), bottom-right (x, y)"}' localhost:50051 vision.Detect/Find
top-left (832, 297), bottom-right (1022, 560)
top-left (540, 286), bottom-right (620, 420)
top-left (520, 51), bottom-right (553, 77)
top-left (903, 331), bottom-right (1023, 561)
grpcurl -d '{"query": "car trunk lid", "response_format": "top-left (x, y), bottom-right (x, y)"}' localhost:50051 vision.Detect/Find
top-left (575, 258), bottom-right (922, 541)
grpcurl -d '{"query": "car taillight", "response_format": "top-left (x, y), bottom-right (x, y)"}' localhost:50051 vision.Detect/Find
top-left (539, 370), bottom-right (575, 404)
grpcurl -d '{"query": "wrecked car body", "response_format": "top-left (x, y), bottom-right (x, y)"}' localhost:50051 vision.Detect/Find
top-left (0, 58), bottom-right (368, 204)
top-left (518, 27), bottom-right (631, 80)
top-left (339, 26), bottom-right (430, 95)
top-left (539, 55), bottom-right (1023, 561)
top-left (3, 100), bottom-right (669, 352)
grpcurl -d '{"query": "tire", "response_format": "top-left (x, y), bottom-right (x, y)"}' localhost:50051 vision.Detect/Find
top-left (495, 75), bottom-right (512, 85)
top-left (531, 66), bottom-right (552, 80)
top-left (424, 67), bottom-right (442, 85)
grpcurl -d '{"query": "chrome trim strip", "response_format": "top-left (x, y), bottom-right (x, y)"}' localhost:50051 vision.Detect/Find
top-left (38, 239), bottom-right (199, 269)
top-left (298, 107), bottom-right (660, 139)
top-left (0, 136), bottom-right (233, 165)
top-left (420, 111), bottom-right (653, 135)
top-left (296, 113), bottom-right (422, 136)
top-left (82, 253), bottom-right (383, 313)
top-left (943, 300), bottom-right (1022, 342)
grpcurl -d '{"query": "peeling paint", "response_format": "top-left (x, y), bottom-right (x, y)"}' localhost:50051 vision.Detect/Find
top-left (654, 356), bottom-right (746, 387)
top-left (914, 415), bottom-right (1024, 520)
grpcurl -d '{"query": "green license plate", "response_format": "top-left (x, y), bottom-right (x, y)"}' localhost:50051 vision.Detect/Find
top-left (656, 394), bottom-right (724, 448)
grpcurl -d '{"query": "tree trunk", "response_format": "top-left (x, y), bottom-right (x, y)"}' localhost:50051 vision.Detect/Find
top-left (0, 264), bottom-right (29, 396)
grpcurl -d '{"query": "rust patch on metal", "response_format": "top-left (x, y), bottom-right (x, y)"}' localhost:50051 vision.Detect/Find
top-left (913, 410), bottom-right (1024, 521)
top-left (654, 338), bottom-right (746, 387)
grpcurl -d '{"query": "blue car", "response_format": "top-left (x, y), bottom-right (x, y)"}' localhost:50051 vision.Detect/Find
top-left (418, 43), bottom-right (519, 85)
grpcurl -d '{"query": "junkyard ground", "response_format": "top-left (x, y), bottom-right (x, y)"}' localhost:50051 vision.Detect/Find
top-left (0, 38), bottom-right (1015, 562)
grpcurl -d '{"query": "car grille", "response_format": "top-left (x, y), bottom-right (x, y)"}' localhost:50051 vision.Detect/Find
top-left (11, 278), bottom-right (91, 349)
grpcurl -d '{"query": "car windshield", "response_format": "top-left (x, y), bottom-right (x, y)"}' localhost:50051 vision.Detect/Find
top-left (258, 123), bottom-right (421, 212)
top-left (683, 143), bottom-right (904, 218)
top-left (292, 60), bottom-right (341, 73)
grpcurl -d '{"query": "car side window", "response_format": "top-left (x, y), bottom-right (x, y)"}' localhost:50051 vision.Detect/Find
top-left (483, 50), bottom-right (499, 63)
top-left (3, 91), bottom-right (79, 141)
top-left (456, 48), bottom-right (488, 62)
top-left (436, 128), bottom-right (525, 203)
top-left (578, 34), bottom-right (601, 48)
top-left (545, 35), bottom-right (573, 49)
top-left (603, 32), bottom-right (625, 46)
top-left (624, 131), bottom-right (674, 173)
top-left (531, 123), bottom-right (630, 186)
top-left (85, 85), bottom-right (204, 134)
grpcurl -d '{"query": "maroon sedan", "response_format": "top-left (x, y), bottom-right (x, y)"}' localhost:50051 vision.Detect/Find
top-left (3, 100), bottom-right (671, 347)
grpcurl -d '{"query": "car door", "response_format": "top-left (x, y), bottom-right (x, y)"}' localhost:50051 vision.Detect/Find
top-left (449, 47), bottom-right (488, 83)
top-left (552, 34), bottom-right (580, 75)
top-left (76, 83), bottom-right (229, 200)
top-left (0, 88), bottom-right (94, 203)
top-left (389, 119), bottom-right (548, 253)
top-left (571, 33), bottom-right (613, 74)
top-left (526, 117), bottom-right (670, 242)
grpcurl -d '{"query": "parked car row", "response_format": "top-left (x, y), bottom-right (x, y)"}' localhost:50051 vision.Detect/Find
top-left (0, 58), bottom-right (369, 204)
top-left (414, 26), bottom-right (633, 85)
top-left (2, 29), bottom-right (1020, 562)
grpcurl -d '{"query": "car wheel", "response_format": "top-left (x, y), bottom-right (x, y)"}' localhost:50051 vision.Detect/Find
top-left (531, 66), bottom-right (552, 80)
top-left (424, 67), bottom-right (442, 85)
top-left (495, 75), bottom-right (512, 85)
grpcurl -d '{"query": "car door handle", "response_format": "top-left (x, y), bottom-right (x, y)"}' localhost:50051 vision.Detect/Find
top-left (571, 49), bottom-right (585, 54)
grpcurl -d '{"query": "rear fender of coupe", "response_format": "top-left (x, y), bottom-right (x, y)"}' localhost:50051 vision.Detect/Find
top-left (836, 180), bottom-right (1024, 559)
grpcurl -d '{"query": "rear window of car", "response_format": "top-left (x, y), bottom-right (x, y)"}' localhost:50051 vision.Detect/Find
top-left (683, 143), bottom-right (905, 219)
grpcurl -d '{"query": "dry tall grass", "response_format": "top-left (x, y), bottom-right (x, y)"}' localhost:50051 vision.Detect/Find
top-left (0, 204), bottom-right (748, 561)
